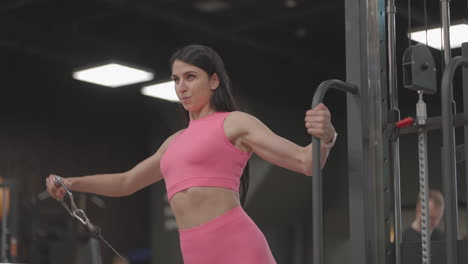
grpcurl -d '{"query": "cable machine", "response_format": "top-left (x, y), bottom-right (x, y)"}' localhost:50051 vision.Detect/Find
top-left (372, 0), bottom-right (468, 263)
top-left (310, 0), bottom-right (468, 263)
top-left (395, 0), bottom-right (468, 263)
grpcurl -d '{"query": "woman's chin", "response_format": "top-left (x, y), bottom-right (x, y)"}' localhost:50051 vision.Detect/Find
top-left (182, 104), bottom-right (196, 112)
top-left (181, 101), bottom-right (206, 112)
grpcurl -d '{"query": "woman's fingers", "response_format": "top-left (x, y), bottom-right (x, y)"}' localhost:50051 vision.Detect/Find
top-left (46, 174), bottom-right (65, 200)
top-left (304, 104), bottom-right (335, 142)
top-left (305, 116), bottom-right (328, 126)
top-left (56, 188), bottom-right (65, 200)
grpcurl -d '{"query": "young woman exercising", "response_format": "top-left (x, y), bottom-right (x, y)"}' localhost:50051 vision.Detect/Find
top-left (46, 44), bottom-right (336, 264)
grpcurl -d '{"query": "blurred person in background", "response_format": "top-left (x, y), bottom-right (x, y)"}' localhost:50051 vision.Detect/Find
top-left (402, 189), bottom-right (445, 242)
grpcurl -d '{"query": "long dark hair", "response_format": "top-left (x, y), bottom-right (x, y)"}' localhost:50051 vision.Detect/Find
top-left (170, 44), bottom-right (250, 206)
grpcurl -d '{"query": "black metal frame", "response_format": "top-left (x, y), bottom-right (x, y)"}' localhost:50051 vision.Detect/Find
top-left (463, 43), bottom-right (468, 247)
top-left (311, 80), bottom-right (358, 264)
top-left (345, 0), bottom-right (392, 263)
top-left (441, 56), bottom-right (468, 264)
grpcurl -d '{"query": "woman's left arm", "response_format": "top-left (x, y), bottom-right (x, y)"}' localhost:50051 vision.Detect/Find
top-left (232, 104), bottom-right (335, 176)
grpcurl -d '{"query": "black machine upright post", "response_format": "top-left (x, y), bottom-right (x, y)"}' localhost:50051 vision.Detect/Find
top-left (387, 0), bottom-right (402, 262)
top-left (440, 0), bottom-right (452, 65)
top-left (463, 43), bottom-right (468, 242)
top-left (440, 0), bottom-right (458, 263)
top-left (441, 57), bottom-right (468, 264)
top-left (345, 0), bottom-right (392, 263)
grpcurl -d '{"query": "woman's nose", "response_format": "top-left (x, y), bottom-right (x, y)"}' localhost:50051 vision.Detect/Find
top-left (177, 80), bottom-right (187, 92)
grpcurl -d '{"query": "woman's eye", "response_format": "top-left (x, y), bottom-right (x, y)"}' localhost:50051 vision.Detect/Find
top-left (187, 74), bottom-right (195, 80)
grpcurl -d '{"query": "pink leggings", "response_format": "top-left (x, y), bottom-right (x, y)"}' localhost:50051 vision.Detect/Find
top-left (179, 205), bottom-right (277, 264)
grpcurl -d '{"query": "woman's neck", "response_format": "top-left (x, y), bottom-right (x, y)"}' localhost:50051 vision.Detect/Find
top-left (189, 106), bottom-right (215, 122)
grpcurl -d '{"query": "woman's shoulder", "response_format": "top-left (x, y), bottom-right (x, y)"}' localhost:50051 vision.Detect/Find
top-left (168, 129), bottom-right (185, 141)
top-left (224, 111), bottom-right (263, 131)
top-left (161, 129), bottom-right (185, 149)
top-left (153, 129), bottom-right (186, 157)
top-left (225, 111), bottom-right (256, 121)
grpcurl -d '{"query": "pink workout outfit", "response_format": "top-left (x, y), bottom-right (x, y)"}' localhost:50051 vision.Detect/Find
top-left (160, 111), bottom-right (276, 264)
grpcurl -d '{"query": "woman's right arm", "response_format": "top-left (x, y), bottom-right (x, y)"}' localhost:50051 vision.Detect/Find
top-left (46, 131), bottom-right (182, 199)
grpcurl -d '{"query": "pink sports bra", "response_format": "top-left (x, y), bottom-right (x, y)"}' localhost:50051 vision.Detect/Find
top-left (160, 112), bottom-right (251, 201)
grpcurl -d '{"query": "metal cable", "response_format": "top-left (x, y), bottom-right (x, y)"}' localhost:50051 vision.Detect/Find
top-left (424, 0), bottom-right (428, 45)
top-left (97, 234), bottom-right (128, 264)
top-left (408, 0), bottom-right (412, 46)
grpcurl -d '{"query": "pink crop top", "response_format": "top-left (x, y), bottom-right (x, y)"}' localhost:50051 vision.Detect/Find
top-left (160, 111), bottom-right (251, 201)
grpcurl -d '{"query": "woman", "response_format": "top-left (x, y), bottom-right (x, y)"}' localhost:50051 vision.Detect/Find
top-left (45, 44), bottom-right (337, 264)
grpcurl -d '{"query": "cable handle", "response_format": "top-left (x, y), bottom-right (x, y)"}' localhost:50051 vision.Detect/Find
top-left (52, 176), bottom-right (126, 264)
top-left (310, 79), bottom-right (358, 264)
top-left (53, 175), bottom-right (100, 234)
top-left (53, 175), bottom-right (72, 196)
top-left (53, 175), bottom-right (76, 217)
top-left (311, 79), bottom-right (359, 177)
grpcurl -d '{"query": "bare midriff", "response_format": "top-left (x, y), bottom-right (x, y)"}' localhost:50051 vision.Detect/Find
top-left (169, 186), bottom-right (240, 230)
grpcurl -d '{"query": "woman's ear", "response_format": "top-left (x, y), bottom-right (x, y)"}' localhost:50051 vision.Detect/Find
top-left (210, 73), bottom-right (220, 91)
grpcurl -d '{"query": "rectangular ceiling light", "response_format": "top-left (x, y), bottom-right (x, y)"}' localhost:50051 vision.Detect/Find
top-left (410, 23), bottom-right (468, 50)
top-left (141, 81), bottom-right (179, 102)
top-left (73, 63), bottom-right (154, 87)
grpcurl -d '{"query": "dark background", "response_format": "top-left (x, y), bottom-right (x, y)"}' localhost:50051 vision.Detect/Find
top-left (1, 0), bottom-right (468, 263)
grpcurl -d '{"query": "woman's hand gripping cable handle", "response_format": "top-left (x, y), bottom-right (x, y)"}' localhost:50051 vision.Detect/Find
top-left (53, 175), bottom-right (100, 234)
top-left (53, 175), bottom-right (129, 264)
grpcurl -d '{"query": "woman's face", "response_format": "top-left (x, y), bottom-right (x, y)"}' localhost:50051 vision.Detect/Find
top-left (171, 60), bottom-right (219, 112)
